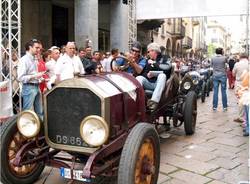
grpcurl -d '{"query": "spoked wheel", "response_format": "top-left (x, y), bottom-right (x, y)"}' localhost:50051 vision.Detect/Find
top-left (184, 91), bottom-right (197, 135)
top-left (118, 123), bottom-right (160, 184)
top-left (1, 116), bottom-right (45, 184)
top-left (135, 138), bottom-right (155, 183)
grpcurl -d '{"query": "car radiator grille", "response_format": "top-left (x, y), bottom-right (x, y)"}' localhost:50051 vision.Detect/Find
top-left (46, 87), bottom-right (101, 147)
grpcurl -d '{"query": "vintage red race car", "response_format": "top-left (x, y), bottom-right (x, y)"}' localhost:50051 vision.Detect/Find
top-left (0, 70), bottom-right (197, 184)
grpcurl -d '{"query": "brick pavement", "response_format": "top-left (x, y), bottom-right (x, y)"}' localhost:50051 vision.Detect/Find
top-left (34, 89), bottom-right (249, 184)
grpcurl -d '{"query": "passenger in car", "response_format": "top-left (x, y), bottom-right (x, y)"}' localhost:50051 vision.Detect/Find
top-left (136, 42), bottom-right (172, 111)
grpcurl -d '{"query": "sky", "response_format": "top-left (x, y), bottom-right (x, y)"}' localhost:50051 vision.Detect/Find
top-left (208, 15), bottom-right (247, 41)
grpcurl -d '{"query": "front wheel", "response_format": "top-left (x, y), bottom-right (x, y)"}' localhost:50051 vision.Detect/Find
top-left (201, 82), bottom-right (206, 103)
top-left (118, 123), bottom-right (160, 184)
top-left (184, 91), bottom-right (197, 135)
top-left (0, 116), bottom-right (45, 184)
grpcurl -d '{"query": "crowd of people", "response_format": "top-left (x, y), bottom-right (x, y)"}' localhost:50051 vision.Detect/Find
top-left (15, 39), bottom-right (172, 119)
top-left (4, 38), bottom-right (249, 136)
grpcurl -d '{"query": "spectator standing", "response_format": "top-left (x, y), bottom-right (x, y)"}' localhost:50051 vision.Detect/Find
top-left (55, 42), bottom-right (85, 82)
top-left (211, 48), bottom-right (228, 111)
top-left (45, 46), bottom-right (60, 89)
top-left (91, 51), bottom-right (104, 74)
top-left (17, 39), bottom-right (44, 119)
top-left (227, 57), bottom-right (236, 89)
top-left (237, 69), bottom-right (250, 136)
top-left (11, 50), bottom-right (20, 114)
top-left (233, 53), bottom-right (249, 122)
top-left (37, 46), bottom-right (50, 93)
top-left (102, 48), bottom-right (119, 72)
top-left (79, 47), bottom-right (93, 74)
top-left (60, 45), bottom-right (66, 56)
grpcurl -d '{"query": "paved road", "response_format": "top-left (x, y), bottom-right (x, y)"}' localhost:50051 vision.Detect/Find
top-left (34, 89), bottom-right (249, 184)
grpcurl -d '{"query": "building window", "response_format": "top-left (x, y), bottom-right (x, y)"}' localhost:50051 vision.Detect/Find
top-left (161, 25), bottom-right (165, 35)
top-left (167, 18), bottom-right (172, 25)
top-left (211, 38), bottom-right (218, 43)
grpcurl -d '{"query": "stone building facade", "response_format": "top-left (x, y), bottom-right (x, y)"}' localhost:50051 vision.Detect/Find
top-left (21, 0), bottom-right (129, 52)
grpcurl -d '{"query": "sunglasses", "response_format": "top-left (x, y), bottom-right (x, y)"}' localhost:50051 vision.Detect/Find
top-left (131, 49), bottom-right (140, 53)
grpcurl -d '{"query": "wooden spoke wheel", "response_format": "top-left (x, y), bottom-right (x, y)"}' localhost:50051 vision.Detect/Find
top-left (118, 123), bottom-right (160, 184)
top-left (135, 138), bottom-right (155, 184)
top-left (1, 116), bottom-right (45, 184)
top-left (8, 131), bottom-right (38, 177)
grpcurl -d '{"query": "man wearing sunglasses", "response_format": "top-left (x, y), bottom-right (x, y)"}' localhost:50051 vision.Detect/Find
top-left (116, 41), bottom-right (146, 76)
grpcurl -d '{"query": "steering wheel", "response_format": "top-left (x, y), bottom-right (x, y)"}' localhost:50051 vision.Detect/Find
top-left (110, 56), bottom-right (131, 72)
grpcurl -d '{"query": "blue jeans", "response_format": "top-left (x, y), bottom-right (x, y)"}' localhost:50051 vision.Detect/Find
top-left (213, 75), bottom-right (228, 109)
top-left (244, 105), bottom-right (249, 133)
top-left (136, 73), bottom-right (166, 103)
top-left (22, 84), bottom-right (43, 119)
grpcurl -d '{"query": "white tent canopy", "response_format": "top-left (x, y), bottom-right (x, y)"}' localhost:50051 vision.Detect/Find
top-left (136, 0), bottom-right (249, 20)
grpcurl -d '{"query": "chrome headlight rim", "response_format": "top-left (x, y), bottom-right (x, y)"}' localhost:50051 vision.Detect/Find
top-left (80, 115), bottom-right (109, 147)
top-left (17, 110), bottom-right (41, 138)
top-left (193, 79), bottom-right (199, 85)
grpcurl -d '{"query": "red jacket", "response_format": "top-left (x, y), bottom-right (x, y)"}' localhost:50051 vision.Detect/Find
top-left (37, 59), bottom-right (49, 93)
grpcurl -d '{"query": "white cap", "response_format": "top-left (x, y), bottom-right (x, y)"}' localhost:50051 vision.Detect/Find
top-left (49, 46), bottom-right (59, 51)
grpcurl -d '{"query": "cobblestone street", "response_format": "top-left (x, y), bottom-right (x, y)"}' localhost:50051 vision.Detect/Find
top-left (35, 89), bottom-right (249, 184)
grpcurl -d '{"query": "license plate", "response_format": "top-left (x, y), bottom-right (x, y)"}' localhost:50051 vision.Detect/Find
top-left (60, 167), bottom-right (91, 182)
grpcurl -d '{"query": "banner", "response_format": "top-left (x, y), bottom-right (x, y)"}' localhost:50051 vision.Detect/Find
top-left (136, 0), bottom-right (249, 20)
top-left (0, 80), bottom-right (13, 121)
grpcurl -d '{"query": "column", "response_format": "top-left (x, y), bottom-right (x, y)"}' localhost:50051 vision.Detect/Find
top-left (110, 0), bottom-right (129, 52)
top-left (74, 0), bottom-right (98, 50)
top-left (39, 0), bottom-right (52, 49)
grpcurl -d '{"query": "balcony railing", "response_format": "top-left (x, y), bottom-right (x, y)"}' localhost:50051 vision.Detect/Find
top-left (137, 19), bottom-right (164, 30)
top-left (182, 36), bottom-right (192, 49)
top-left (192, 18), bottom-right (200, 26)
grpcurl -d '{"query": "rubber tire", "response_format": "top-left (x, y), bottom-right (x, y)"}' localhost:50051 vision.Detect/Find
top-left (118, 123), bottom-right (160, 184)
top-left (184, 91), bottom-right (197, 135)
top-left (201, 82), bottom-right (206, 103)
top-left (0, 116), bottom-right (45, 184)
top-left (209, 78), bottom-right (213, 91)
top-left (206, 81), bottom-right (210, 97)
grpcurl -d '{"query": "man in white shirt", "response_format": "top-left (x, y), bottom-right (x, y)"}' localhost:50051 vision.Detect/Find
top-left (55, 42), bottom-right (85, 82)
top-left (102, 48), bottom-right (119, 72)
top-left (46, 46), bottom-right (60, 89)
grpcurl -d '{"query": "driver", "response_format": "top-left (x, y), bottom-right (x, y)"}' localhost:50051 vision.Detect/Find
top-left (136, 42), bottom-right (172, 111)
top-left (115, 41), bottom-right (147, 76)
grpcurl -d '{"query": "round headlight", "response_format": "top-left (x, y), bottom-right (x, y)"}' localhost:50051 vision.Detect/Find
top-left (183, 81), bottom-right (191, 90)
top-left (17, 110), bottom-right (41, 138)
top-left (193, 79), bottom-right (199, 85)
top-left (80, 115), bottom-right (109, 147)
